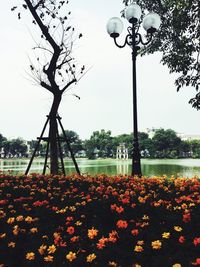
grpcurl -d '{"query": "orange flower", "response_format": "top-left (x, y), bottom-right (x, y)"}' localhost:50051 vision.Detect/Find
top-left (26, 252), bottom-right (35, 260)
top-left (44, 255), bottom-right (54, 262)
top-left (38, 245), bottom-right (47, 255)
top-left (66, 251), bottom-right (76, 262)
top-left (151, 240), bottom-right (162, 250)
top-left (134, 245), bottom-right (144, 252)
top-left (116, 220), bottom-right (128, 229)
top-left (47, 245), bottom-right (56, 254)
top-left (86, 253), bottom-right (96, 262)
top-left (8, 242), bottom-right (15, 248)
top-left (30, 228), bottom-right (38, 234)
top-left (7, 217), bottom-right (15, 224)
top-left (88, 227), bottom-right (98, 239)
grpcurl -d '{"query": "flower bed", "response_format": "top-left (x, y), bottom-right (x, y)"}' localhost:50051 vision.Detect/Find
top-left (0, 174), bottom-right (200, 266)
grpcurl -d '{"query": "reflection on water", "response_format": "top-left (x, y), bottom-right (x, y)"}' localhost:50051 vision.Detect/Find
top-left (1, 158), bottom-right (200, 177)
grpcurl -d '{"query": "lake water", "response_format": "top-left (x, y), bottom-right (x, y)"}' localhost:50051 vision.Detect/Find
top-left (1, 158), bottom-right (200, 177)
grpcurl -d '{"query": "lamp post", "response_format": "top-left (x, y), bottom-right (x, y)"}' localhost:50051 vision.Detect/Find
top-left (106, 3), bottom-right (161, 177)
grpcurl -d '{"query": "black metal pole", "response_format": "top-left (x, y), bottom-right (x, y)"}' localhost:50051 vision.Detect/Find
top-left (131, 23), bottom-right (142, 177)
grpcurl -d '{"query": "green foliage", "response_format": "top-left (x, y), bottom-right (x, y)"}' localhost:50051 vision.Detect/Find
top-left (152, 128), bottom-right (182, 158)
top-left (122, 0), bottom-right (200, 108)
top-left (85, 130), bottom-right (114, 159)
top-left (61, 130), bottom-right (83, 156)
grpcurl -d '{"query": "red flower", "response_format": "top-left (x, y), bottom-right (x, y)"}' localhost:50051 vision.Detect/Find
top-left (131, 229), bottom-right (139, 236)
top-left (179, 236), bottom-right (185, 244)
top-left (183, 212), bottom-right (191, 223)
top-left (66, 226), bottom-right (75, 235)
top-left (193, 237), bottom-right (200, 246)
top-left (116, 220), bottom-right (128, 229)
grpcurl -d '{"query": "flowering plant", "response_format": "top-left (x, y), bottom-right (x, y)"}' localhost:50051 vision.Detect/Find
top-left (0, 174), bottom-right (200, 266)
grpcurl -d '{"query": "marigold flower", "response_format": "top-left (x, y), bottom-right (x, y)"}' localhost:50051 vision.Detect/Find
top-left (66, 251), bottom-right (76, 262)
top-left (30, 228), bottom-right (38, 234)
top-left (16, 215), bottom-right (23, 221)
top-left (151, 240), bottom-right (162, 250)
top-left (26, 252), bottom-right (35, 260)
top-left (88, 227), bottom-right (98, 239)
top-left (44, 255), bottom-right (54, 262)
top-left (48, 245), bottom-right (56, 254)
top-left (38, 245), bottom-right (47, 255)
top-left (13, 225), bottom-right (19, 236)
top-left (174, 226), bottom-right (182, 232)
top-left (116, 220), bottom-right (128, 229)
top-left (137, 240), bottom-right (144, 246)
top-left (108, 261), bottom-right (117, 266)
top-left (0, 233), bottom-right (6, 239)
top-left (134, 245), bottom-right (144, 252)
top-left (75, 220), bottom-right (82, 226)
top-left (25, 216), bottom-right (33, 223)
top-left (162, 232), bottom-right (170, 239)
top-left (7, 217), bottom-right (15, 224)
top-left (86, 253), bottom-right (96, 262)
top-left (8, 242), bottom-right (15, 248)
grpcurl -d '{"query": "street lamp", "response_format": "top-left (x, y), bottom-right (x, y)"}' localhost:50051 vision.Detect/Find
top-left (106, 3), bottom-right (161, 177)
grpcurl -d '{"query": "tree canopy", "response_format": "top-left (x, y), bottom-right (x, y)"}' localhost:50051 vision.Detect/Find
top-left (123, 0), bottom-right (200, 108)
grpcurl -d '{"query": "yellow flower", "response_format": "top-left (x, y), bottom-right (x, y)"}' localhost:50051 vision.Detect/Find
top-left (30, 228), bottom-right (38, 234)
top-left (44, 255), bottom-right (54, 262)
top-left (174, 226), bottom-right (182, 232)
top-left (25, 216), bottom-right (33, 223)
top-left (137, 240), bottom-right (144, 246)
top-left (7, 217), bottom-right (15, 224)
top-left (162, 232), bottom-right (170, 239)
top-left (66, 251), bottom-right (77, 262)
top-left (86, 253), bottom-right (96, 262)
top-left (16, 215), bottom-right (24, 221)
top-left (108, 262), bottom-right (117, 266)
top-left (13, 225), bottom-right (19, 236)
top-left (38, 245), bottom-right (47, 255)
top-left (88, 227), bottom-right (98, 239)
top-left (151, 240), bottom-right (162, 250)
top-left (134, 245), bottom-right (144, 252)
top-left (172, 264), bottom-right (182, 267)
top-left (26, 252), bottom-right (35, 260)
top-left (48, 245), bottom-right (56, 254)
top-left (142, 215), bottom-right (149, 220)
top-left (8, 242), bottom-right (15, 248)
top-left (75, 221), bottom-right (82, 226)
top-left (0, 233), bottom-right (6, 239)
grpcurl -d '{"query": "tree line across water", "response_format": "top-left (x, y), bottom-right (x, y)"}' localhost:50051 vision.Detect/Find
top-left (0, 128), bottom-right (200, 159)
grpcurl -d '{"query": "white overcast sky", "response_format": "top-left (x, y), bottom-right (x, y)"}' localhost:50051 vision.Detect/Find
top-left (0, 0), bottom-right (199, 141)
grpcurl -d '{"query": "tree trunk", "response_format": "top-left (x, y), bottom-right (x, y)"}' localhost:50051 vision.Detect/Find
top-left (49, 92), bottom-right (62, 174)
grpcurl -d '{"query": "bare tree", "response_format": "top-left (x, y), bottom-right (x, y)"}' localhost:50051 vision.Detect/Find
top-left (12, 0), bottom-right (85, 174)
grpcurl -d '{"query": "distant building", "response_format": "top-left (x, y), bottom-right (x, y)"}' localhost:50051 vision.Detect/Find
top-left (177, 133), bottom-right (200, 141)
top-left (116, 143), bottom-right (128, 160)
